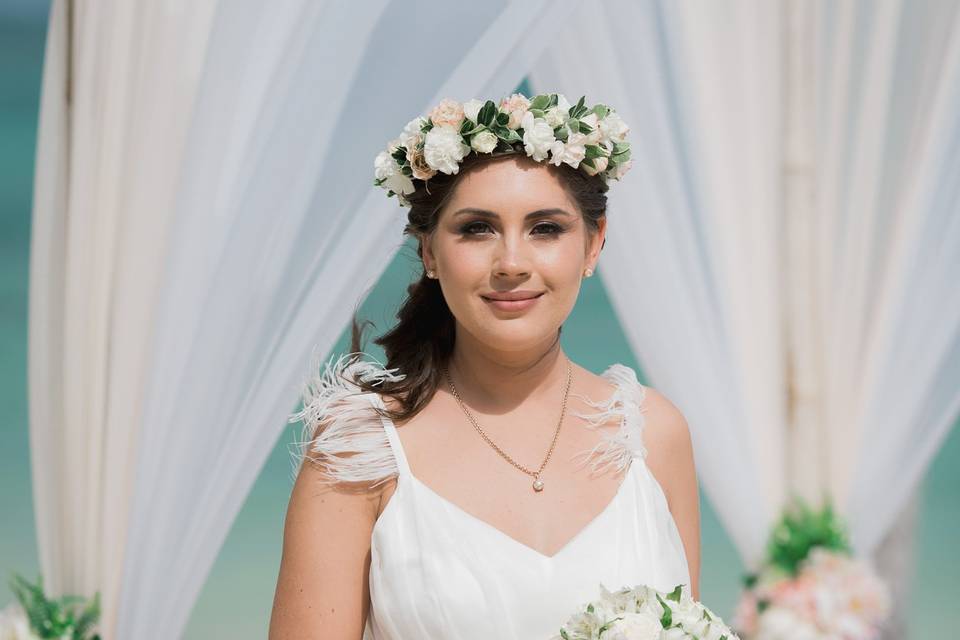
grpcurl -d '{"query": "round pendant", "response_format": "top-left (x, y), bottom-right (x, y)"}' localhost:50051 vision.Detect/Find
top-left (533, 478), bottom-right (544, 492)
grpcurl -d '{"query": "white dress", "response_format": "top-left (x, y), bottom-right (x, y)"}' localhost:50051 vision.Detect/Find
top-left (292, 354), bottom-right (691, 640)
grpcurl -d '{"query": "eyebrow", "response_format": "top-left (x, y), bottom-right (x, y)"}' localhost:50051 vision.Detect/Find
top-left (452, 207), bottom-right (574, 219)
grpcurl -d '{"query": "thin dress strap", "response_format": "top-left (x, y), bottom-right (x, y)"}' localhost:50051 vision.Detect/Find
top-left (369, 393), bottom-right (413, 478)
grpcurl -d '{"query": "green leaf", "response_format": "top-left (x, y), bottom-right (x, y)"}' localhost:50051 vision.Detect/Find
top-left (666, 585), bottom-right (683, 602)
top-left (570, 95), bottom-right (589, 119)
top-left (592, 104), bottom-right (610, 119)
top-left (477, 100), bottom-right (498, 127)
top-left (530, 94), bottom-right (552, 111)
top-left (764, 495), bottom-right (853, 575)
top-left (584, 144), bottom-right (604, 159)
top-left (496, 111), bottom-right (510, 126)
top-left (657, 594), bottom-right (673, 627)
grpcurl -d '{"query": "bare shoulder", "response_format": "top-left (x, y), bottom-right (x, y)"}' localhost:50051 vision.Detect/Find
top-left (640, 387), bottom-right (692, 455)
top-left (639, 386), bottom-right (697, 501)
top-left (638, 384), bottom-right (702, 598)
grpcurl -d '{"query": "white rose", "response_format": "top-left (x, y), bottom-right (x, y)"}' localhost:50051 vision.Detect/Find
top-left (398, 117), bottom-right (427, 149)
top-left (599, 111), bottom-right (630, 144)
top-left (756, 606), bottom-right (821, 640)
top-left (423, 125), bottom-right (470, 174)
top-left (608, 158), bottom-right (633, 180)
top-left (549, 131), bottom-right (588, 168)
top-left (499, 93), bottom-right (531, 129)
top-left (672, 599), bottom-right (712, 637)
top-left (545, 105), bottom-right (567, 128)
top-left (521, 110), bottom-right (556, 162)
top-left (462, 98), bottom-right (485, 123)
top-left (580, 112), bottom-right (602, 144)
top-left (470, 130), bottom-right (498, 153)
top-left (581, 155), bottom-right (609, 176)
top-left (604, 612), bottom-right (662, 640)
top-left (374, 150), bottom-right (415, 196)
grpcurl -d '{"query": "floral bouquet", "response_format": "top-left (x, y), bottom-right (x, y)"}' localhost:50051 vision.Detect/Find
top-left (551, 582), bottom-right (740, 640)
top-left (0, 573), bottom-right (101, 640)
top-left (731, 498), bottom-right (891, 639)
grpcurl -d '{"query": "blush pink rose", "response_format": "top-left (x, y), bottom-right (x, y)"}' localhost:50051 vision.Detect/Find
top-left (428, 98), bottom-right (465, 129)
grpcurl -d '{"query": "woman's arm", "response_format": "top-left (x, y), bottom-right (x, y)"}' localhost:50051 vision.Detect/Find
top-left (269, 459), bottom-right (386, 639)
top-left (641, 387), bottom-right (702, 601)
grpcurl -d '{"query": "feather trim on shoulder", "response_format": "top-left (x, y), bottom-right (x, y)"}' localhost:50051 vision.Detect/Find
top-left (568, 363), bottom-right (648, 476)
top-left (288, 350), bottom-right (406, 488)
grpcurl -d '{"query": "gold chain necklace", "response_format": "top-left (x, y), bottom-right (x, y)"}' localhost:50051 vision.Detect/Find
top-left (442, 356), bottom-right (572, 493)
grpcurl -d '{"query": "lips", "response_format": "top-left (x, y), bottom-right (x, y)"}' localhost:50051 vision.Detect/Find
top-left (481, 291), bottom-right (544, 312)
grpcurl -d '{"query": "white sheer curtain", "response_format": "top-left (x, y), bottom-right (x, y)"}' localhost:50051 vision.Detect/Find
top-left (29, 0), bottom-right (578, 638)
top-left (530, 0), bottom-right (960, 576)
top-left (29, 0), bottom-right (219, 624)
top-left (810, 0), bottom-right (960, 557)
top-left (29, 0), bottom-right (960, 637)
top-left (530, 0), bottom-right (786, 566)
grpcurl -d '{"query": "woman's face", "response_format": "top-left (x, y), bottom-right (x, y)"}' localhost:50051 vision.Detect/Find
top-left (421, 156), bottom-right (606, 354)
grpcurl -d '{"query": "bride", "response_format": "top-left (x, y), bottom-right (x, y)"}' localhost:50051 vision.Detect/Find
top-left (270, 93), bottom-right (701, 639)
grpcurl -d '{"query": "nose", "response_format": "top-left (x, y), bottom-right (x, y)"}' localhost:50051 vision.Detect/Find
top-left (493, 231), bottom-right (531, 279)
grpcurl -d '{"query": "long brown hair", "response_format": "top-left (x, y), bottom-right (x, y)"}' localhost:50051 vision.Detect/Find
top-left (349, 152), bottom-right (609, 424)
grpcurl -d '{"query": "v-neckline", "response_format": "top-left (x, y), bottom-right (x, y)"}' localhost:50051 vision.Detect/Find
top-left (405, 460), bottom-right (635, 561)
top-left (371, 363), bottom-right (643, 562)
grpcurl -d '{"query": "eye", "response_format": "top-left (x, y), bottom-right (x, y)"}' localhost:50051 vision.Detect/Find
top-left (460, 221), bottom-right (492, 235)
top-left (532, 222), bottom-right (563, 235)
top-left (458, 221), bottom-right (565, 236)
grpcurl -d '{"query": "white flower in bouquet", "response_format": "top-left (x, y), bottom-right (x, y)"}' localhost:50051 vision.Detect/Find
top-left (736, 547), bottom-right (891, 640)
top-left (754, 605), bottom-right (822, 640)
top-left (552, 583), bottom-right (740, 640)
top-left (0, 603), bottom-right (40, 640)
top-left (605, 612), bottom-right (662, 640)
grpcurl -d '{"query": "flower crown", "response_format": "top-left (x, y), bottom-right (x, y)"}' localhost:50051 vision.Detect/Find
top-left (373, 92), bottom-right (632, 207)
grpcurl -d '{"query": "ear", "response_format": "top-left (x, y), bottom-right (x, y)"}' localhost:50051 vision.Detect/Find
top-left (585, 216), bottom-right (606, 270)
top-left (420, 231), bottom-right (437, 272)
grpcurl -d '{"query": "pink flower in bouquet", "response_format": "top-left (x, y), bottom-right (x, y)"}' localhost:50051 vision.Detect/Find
top-left (731, 591), bottom-right (759, 635)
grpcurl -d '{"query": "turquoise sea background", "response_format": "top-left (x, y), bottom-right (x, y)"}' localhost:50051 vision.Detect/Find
top-left (1, 6), bottom-right (956, 638)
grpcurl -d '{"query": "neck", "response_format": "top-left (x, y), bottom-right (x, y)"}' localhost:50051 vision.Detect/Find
top-left (446, 327), bottom-right (569, 411)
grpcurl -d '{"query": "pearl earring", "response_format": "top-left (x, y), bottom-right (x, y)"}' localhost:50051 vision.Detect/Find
top-left (426, 269), bottom-right (436, 279)
top-left (583, 267), bottom-right (594, 277)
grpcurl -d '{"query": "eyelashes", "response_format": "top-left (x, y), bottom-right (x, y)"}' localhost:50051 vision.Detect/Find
top-left (458, 221), bottom-right (565, 237)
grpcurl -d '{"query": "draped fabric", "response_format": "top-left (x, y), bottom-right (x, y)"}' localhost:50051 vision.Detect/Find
top-left (810, 0), bottom-right (960, 557)
top-left (28, 0), bottom-right (960, 637)
top-left (529, 0), bottom-right (960, 568)
top-left (529, 0), bottom-right (786, 566)
top-left (29, 0), bottom-right (577, 637)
